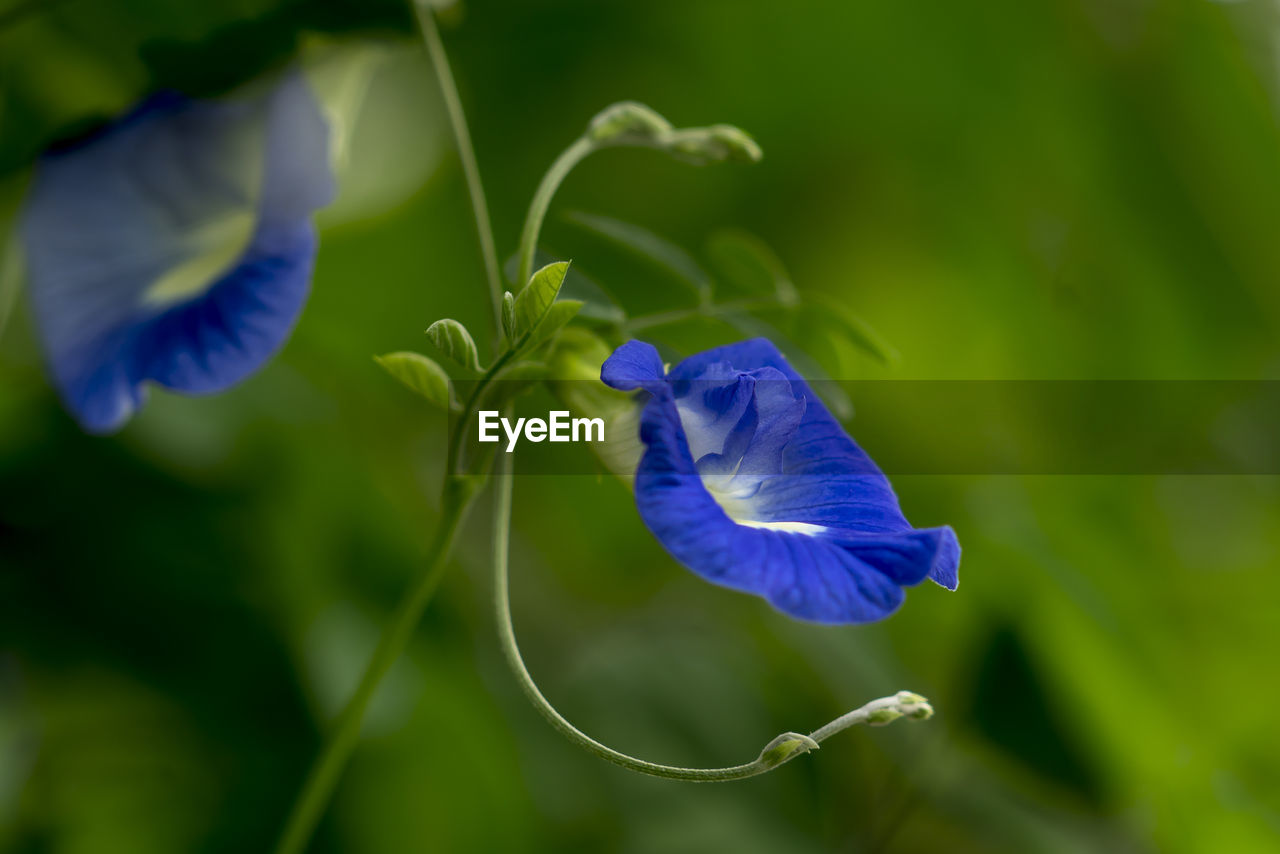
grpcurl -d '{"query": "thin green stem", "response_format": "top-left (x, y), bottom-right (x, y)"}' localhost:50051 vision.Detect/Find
top-left (274, 479), bottom-right (478, 854)
top-left (274, 8), bottom-right (505, 851)
top-left (0, 237), bottom-right (22, 343)
top-left (415, 2), bottom-right (504, 341)
top-left (0, 175), bottom-right (30, 344)
top-left (515, 136), bottom-right (596, 289)
top-left (491, 466), bottom-right (934, 782)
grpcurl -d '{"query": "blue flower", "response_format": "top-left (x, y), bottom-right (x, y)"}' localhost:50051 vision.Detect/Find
top-left (601, 338), bottom-right (959, 624)
top-left (18, 70), bottom-right (335, 433)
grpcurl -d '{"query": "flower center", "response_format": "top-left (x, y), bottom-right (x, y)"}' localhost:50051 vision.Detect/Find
top-left (673, 367), bottom-right (821, 534)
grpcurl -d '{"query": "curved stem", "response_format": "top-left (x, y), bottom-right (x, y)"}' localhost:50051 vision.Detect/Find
top-left (490, 464), bottom-right (934, 782)
top-left (416, 2), bottom-right (505, 342)
top-left (274, 478), bottom-right (478, 854)
top-left (515, 136), bottom-right (596, 289)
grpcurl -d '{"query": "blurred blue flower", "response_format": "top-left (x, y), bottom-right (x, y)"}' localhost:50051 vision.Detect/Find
top-left (18, 70), bottom-right (335, 432)
top-left (602, 338), bottom-right (959, 623)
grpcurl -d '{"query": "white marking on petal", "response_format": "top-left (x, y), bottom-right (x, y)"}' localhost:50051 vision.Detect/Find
top-left (702, 474), bottom-right (828, 536)
top-left (735, 519), bottom-right (829, 536)
top-left (141, 210), bottom-right (256, 307)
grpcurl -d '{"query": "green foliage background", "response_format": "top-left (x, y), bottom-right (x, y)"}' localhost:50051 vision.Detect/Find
top-left (3, 0), bottom-right (1280, 851)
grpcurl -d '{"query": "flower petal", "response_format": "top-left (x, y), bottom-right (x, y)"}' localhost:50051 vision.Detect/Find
top-left (600, 339), bottom-right (666, 392)
top-left (820, 526), bottom-right (961, 589)
top-left (19, 70), bottom-right (334, 432)
top-left (733, 367), bottom-right (805, 477)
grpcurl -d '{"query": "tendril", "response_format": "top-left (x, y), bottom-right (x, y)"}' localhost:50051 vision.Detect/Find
top-left (491, 453), bottom-right (934, 782)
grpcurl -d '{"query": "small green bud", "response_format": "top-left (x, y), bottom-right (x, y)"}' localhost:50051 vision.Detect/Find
top-left (582, 102), bottom-right (762, 167)
top-left (893, 691), bottom-right (933, 721)
top-left (501, 291), bottom-right (515, 340)
top-left (904, 703), bottom-right (934, 721)
top-left (587, 101), bottom-right (673, 144)
top-left (706, 125), bottom-right (763, 163)
top-left (757, 732), bottom-right (819, 768)
top-left (664, 126), bottom-right (762, 165)
top-left (866, 707), bottom-right (903, 727)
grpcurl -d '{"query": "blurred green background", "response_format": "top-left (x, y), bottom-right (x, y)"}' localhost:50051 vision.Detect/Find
top-left (3, 0), bottom-right (1280, 851)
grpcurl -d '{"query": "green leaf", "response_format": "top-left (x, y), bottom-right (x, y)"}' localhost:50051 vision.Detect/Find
top-left (705, 229), bottom-right (797, 303)
top-left (425, 318), bottom-right (481, 371)
top-left (374, 351), bottom-right (456, 410)
top-left (567, 211), bottom-right (712, 304)
top-left (504, 250), bottom-right (626, 324)
top-left (526, 299), bottom-right (583, 349)
top-left (511, 261), bottom-right (569, 341)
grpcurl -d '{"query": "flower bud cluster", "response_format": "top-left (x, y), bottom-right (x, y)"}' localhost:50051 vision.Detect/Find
top-left (587, 101), bottom-right (762, 164)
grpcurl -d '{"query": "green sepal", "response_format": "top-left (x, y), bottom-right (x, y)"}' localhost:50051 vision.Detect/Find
top-left (425, 318), bottom-right (482, 371)
top-left (374, 351), bottom-right (457, 410)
